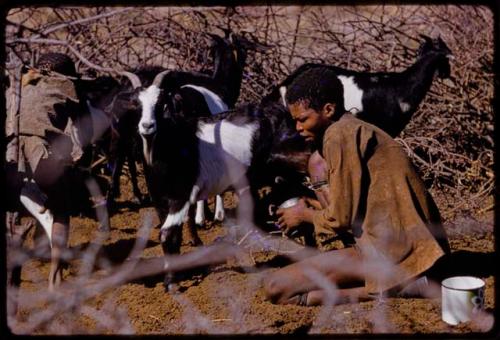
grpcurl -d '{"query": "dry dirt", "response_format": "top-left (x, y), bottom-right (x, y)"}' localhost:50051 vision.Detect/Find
top-left (7, 173), bottom-right (496, 336)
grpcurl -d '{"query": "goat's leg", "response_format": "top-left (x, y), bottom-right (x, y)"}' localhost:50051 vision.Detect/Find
top-left (84, 174), bottom-right (110, 233)
top-left (184, 204), bottom-right (202, 246)
top-left (20, 186), bottom-right (54, 246)
top-left (214, 194), bottom-right (225, 222)
top-left (7, 212), bottom-right (35, 319)
top-left (107, 154), bottom-right (124, 211)
top-left (194, 200), bottom-right (205, 226)
top-left (160, 224), bottom-right (183, 292)
top-left (159, 201), bottom-right (191, 292)
top-left (48, 217), bottom-right (68, 292)
top-left (126, 152), bottom-right (143, 205)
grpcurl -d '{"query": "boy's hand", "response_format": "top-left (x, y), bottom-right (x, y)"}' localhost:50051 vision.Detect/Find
top-left (276, 198), bottom-right (308, 234)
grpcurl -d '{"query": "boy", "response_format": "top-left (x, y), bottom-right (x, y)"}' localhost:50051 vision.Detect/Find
top-left (264, 67), bottom-right (450, 306)
top-left (17, 52), bottom-right (90, 290)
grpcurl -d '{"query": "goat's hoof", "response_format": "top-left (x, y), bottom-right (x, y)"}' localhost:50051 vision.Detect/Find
top-left (214, 213), bottom-right (225, 222)
top-left (163, 273), bottom-right (180, 293)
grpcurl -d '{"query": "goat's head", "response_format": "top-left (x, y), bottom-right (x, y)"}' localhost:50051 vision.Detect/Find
top-left (232, 32), bottom-right (270, 67)
top-left (209, 30), bottom-right (269, 76)
top-left (136, 70), bottom-right (170, 136)
top-left (418, 34), bottom-right (454, 78)
top-left (81, 76), bottom-right (121, 110)
top-left (119, 70), bottom-right (171, 166)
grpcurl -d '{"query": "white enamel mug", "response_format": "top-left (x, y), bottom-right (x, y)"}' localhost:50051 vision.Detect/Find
top-left (279, 197), bottom-right (300, 209)
top-left (441, 276), bottom-right (485, 325)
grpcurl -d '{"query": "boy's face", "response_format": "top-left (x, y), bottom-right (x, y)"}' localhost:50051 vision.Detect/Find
top-left (289, 101), bottom-right (334, 144)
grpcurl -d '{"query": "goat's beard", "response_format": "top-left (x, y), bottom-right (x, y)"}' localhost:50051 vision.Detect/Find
top-left (141, 133), bottom-right (156, 166)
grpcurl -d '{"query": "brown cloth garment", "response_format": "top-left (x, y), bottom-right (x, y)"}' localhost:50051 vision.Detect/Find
top-left (17, 70), bottom-right (90, 174)
top-left (312, 113), bottom-right (450, 294)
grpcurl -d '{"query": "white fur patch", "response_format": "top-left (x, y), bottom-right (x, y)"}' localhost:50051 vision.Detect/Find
top-left (198, 120), bottom-right (257, 168)
top-left (196, 120), bottom-right (258, 199)
top-left (20, 190), bottom-right (54, 247)
top-left (195, 200), bottom-right (205, 225)
top-left (399, 100), bottom-right (411, 113)
top-left (162, 201), bottom-right (190, 230)
top-left (279, 86), bottom-right (287, 107)
top-left (338, 75), bottom-right (364, 114)
top-left (189, 185), bottom-right (200, 204)
top-left (138, 85), bottom-right (161, 135)
top-left (161, 186), bottom-right (200, 230)
top-left (214, 194), bottom-right (225, 221)
top-left (181, 84), bottom-right (228, 114)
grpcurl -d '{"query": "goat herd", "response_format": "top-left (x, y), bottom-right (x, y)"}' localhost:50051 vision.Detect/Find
top-left (8, 32), bottom-right (453, 293)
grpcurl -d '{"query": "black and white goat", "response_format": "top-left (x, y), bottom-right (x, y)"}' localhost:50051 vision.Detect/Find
top-left (123, 33), bottom-right (267, 228)
top-left (263, 34), bottom-right (453, 137)
top-left (137, 96), bottom-right (296, 289)
top-left (158, 33), bottom-right (267, 226)
top-left (258, 35), bottom-right (454, 222)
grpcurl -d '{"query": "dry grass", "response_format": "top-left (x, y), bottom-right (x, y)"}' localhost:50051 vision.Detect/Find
top-left (4, 5), bottom-right (495, 335)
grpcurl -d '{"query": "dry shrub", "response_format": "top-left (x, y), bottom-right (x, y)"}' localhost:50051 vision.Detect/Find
top-left (5, 5), bottom-right (493, 215)
top-left (3, 5), bottom-right (494, 335)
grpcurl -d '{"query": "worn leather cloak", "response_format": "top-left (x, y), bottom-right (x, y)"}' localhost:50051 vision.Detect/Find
top-left (312, 113), bottom-right (450, 294)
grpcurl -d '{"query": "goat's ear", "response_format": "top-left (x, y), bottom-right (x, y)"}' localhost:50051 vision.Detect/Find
top-left (170, 92), bottom-right (183, 116)
top-left (419, 34), bottom-right (433, 44)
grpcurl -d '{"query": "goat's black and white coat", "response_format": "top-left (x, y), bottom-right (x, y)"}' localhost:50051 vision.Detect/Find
top-left (257, 35), bottom-right (454, 222)
top-left (131, 33), bottom-right (266, 227)
top-left (262, 35), bottom-right (453, 137)
top-left (137, 97), bottom-right (296, 288)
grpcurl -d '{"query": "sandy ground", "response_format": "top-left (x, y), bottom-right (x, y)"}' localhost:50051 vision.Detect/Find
top-left (7, 174), bottom-right (496, 335)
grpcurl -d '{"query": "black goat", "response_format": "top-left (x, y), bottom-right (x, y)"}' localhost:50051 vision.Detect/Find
top-left (262, 34), bottom-right (453, 137)
top-left (258, 35), bottom-right (453, 228)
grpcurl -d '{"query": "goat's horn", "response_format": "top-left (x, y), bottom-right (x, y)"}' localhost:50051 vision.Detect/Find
top-left (152, 69), bottom-right (171, 87)
top-left (120, 71), bottom-right (142, 89)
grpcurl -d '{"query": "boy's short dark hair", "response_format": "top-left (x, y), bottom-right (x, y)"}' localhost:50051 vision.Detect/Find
top-left (36, 52), bottom-right (77, 77)
top-left (285, 67), bottom-right (345, 113)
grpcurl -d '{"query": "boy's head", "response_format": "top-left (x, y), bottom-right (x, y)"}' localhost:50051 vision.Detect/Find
top-left (285, 67), bottom-right (345, 113)
top-left (285, 67), bottom-right (345, 144)
top-left (36, 52), bottom-right (77, 77)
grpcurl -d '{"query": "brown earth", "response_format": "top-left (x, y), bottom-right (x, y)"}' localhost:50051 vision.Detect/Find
top-left (8, 173), bottom-right (496, 335)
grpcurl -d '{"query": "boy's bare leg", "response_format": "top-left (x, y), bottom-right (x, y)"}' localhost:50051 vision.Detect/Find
top-left (263, 247), bottom-right (368, 305)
